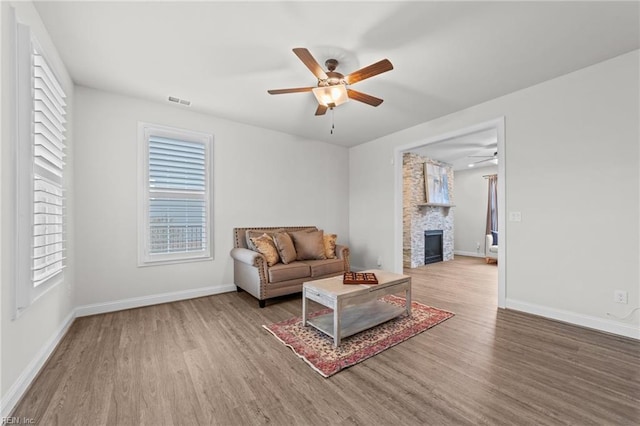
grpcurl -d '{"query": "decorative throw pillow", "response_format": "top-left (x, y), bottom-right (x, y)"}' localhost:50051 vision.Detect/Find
top-left (273, 232), bottom-right (297, 264)
top-left (246, 228), bottom-right (283, 250)
top-left (290, 230), bottom-right (327, 261)
top-left (323, 233), bottom-right (337, 259)
top-left (250, 233), bottom-right (280, 267)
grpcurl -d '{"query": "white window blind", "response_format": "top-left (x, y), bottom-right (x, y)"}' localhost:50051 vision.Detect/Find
top-left (139, 124), bottom-right (212, 265)
top-left (149, 137), bottom-right (207, 254)
top-left (32, 47), bottom-right (67, 287)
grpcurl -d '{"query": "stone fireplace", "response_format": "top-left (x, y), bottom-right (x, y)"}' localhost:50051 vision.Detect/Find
top-left (403, 153), bottom-right (454, 268)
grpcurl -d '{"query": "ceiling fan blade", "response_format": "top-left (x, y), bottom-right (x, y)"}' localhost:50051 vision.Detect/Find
top-left (344, 59), bottom-right (393, 85)
top-left (267, 87), bottom-right (314, 95)
top-left (469, 151), bottom-right (498, 158)
top-left (292, 48), bottom-right (328, 80)
top-left (315, 104), bottom-right (328, 116)
top-left (473, 158), bottom-right (496, 165)
top-left (347, 89), bottom-right (384, 107)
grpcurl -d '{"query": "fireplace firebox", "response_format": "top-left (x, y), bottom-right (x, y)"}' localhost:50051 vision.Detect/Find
top-left (424, 230), bottom-right (444, 265)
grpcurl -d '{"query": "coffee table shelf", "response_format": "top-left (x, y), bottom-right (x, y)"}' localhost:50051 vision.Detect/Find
top-left (307, 299), bottom-right (406, 341)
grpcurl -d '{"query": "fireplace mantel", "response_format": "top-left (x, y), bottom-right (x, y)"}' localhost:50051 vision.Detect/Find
top-left (417, 203), bottom-right (455, 208)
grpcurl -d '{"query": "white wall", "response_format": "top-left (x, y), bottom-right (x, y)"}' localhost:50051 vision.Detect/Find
top-left (1, 1), bottom-right (76, 414)
top-left (73, 86), bottom-right (349, 308)
top-left (350, 50), bottom-right (639, 338)
top-left (454, 165), bottom-right (498, 257)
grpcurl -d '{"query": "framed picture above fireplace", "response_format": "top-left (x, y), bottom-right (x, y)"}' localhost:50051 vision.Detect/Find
top-left (424, 163), bottom-right (450, 204)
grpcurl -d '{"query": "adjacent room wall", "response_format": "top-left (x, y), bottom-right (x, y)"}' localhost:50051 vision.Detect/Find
top-left (73, 86), bottom-right (349, 309)
top-left (454, 165), bottom-right (498, 257)
top-left (1, 1), bottom-right (75, 414)
top-left (349, 50), bottom-right (639, 338)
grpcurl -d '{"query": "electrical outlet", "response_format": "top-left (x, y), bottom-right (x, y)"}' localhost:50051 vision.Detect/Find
top-left (509, 211), bottom-right (522, 222)
top-left (614, 290), bottom-right (628, 304)
top-left (476, 242), bottom-right (480, 251)
top-left (376, 256), bottom-right (382, 267)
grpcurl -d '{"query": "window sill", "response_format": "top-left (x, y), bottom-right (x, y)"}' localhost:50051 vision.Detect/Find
top-left (138, 254), bottom-right (213, 268)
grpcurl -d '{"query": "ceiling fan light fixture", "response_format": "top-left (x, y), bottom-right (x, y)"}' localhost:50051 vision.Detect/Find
top-left (312, 84), bottom-right (349, 107)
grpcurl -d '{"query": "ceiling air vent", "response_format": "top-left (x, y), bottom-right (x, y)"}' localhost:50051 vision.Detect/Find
top-left (167, 96), bottom-right (191, 107)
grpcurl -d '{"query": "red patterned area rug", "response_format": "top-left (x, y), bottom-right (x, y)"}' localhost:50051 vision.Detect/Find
top-left (262, 295), bottom-right (454, 377)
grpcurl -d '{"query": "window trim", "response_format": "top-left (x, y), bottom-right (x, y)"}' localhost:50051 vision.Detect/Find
top-left (137, 122), bottom-right (213, 266)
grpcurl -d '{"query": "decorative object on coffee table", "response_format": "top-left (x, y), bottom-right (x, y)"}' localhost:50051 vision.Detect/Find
top-left (343, 272), bottom-right (378, 285)
top-left (263, 295), bottom-right (454, 377)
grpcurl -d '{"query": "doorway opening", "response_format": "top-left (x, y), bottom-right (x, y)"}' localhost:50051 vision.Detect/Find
top-left (393, 117), bottom-right (506, 308)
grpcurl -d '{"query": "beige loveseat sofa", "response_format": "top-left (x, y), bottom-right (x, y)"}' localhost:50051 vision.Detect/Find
top-left (230, 226), bottom-right (349, 307)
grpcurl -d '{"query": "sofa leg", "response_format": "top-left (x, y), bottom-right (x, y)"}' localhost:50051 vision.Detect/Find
top-left (259, 300), bottom-right (266, 308)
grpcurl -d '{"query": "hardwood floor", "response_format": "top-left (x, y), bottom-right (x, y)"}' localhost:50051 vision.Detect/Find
top-left (12, 256), bottom-right (640, 425)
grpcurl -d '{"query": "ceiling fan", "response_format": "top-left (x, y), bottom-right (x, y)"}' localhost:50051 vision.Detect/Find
top-left (267, 48), bottom-right (393, 116)
top-left (468, 151), bottom-right (498, 167)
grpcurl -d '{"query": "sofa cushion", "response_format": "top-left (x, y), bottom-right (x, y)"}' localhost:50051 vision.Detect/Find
top-left (290, 230), bottom-right (326, 261)
top-left (322, 233), bottom-right (337, 259)
top-left (249, 233), bottom-right (280, 267)
top-left (302, 258), bottom-right (344, 277)
top-left (273, 232), bottom-right (297, 264)
top-left (268, 262), bottom-right (311, 283)
top-left (246, 228), bottom-right (283, 251)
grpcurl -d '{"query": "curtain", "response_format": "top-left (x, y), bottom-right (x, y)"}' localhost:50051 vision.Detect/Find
top-left (485, 175), bottom-right (498, 243)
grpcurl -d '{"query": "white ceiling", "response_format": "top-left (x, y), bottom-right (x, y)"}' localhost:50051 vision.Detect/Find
top-left (410, 128), bottom-right (498, 171)
top-left (34, 1), bottom-right (640, 148)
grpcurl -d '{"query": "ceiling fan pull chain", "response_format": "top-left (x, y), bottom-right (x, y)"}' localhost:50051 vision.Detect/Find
top-left (331, 108), bottom-right (335, 135)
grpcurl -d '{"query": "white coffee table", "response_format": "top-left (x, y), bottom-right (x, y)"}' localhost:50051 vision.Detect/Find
top-left (302, 269), bottom-right (411, 347)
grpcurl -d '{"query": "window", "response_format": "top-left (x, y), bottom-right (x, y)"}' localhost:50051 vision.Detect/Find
top-left (15, 24), bottom-right (67, 312)
top-left (138, 123), bottom-right (213, 265)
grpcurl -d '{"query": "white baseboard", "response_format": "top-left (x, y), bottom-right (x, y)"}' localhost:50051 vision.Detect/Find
top-left (1, 284), bottom-right (237, 417)
top-left (0, 310), bottom-right (76, 419)
top-left (506, 298), bottom-right (640, 340)
top-left (454, 250), bottom-right (485, 258)
top-left (75, 284), bottom-right (237, 317)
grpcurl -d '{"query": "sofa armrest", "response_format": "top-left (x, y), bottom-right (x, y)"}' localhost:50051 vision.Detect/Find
top-left (485, 234), bottom-right (494, 250)
top-left (230, 248), bottom-right (269, 300)
top-left (336, 244), bottom-right (350, 272)
top-left (230, 247), bottom-right (263, 267)
top-left (485, 235), bottom-right (498, 260)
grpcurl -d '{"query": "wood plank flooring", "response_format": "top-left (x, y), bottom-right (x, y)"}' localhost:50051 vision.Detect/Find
top-left (12, 256), bottom-right (640, 425)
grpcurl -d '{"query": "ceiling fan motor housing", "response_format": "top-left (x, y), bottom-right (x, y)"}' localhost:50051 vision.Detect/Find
top-left (325, 58), bottom-right (339, 71)
top-left (318, 59), bottom-right (345, 86)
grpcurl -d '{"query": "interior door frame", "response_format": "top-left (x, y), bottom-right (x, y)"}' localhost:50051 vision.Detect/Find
top-left (393, 117), bottom-right (506, 308)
